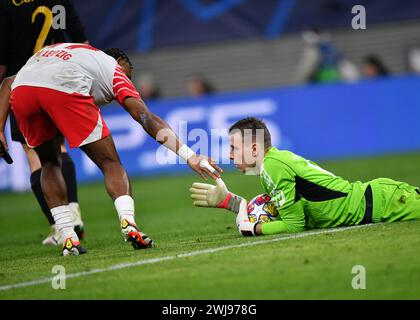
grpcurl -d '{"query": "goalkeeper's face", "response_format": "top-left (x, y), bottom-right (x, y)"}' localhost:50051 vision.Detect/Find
top-left (229, 131), bottom-right (260, 173)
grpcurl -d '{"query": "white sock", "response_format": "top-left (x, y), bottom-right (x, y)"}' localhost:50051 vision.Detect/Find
top-left (69, 202), bottom-right (83, 226)
top-left (114, 195), bottom-right (135, 225)
top-left (51, 205), bottom-right (77, 241)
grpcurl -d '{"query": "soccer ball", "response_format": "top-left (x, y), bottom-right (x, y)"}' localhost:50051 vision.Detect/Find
top-left (247, 194), bottom-right (279, 224)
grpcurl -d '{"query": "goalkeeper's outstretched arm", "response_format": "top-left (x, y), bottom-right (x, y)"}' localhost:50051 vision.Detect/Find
top-left (190, 178), bottom-right (245, 212)
top-left (189, 178), bottom-right (264, 236)
top-left (189, 179), bottom-right (306, 237)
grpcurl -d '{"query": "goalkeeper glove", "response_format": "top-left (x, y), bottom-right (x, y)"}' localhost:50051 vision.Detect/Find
top-left (190, 178), bottom-right (244, 213)
top-left (235, 205), bottom-right (259, 236)
top-left (190, 178), bottom-right (260, 236)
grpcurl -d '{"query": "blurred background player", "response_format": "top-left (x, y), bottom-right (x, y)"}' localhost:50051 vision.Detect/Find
top-left (8, 44), bottom-right (222, 255)
top-left (294, 27), bottom-right (360, 84)
top-left (186, 73), bottom-right (215, 97)
top-left (136, 74), bottom-right (162, 101)
top-left (0, 0), bottom-right (88, 245)
top-left (361, 54), bottom-right (390, 79)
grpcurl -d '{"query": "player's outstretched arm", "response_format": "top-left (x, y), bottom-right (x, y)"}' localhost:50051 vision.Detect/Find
top-left (122, 97), bottom-right (222, 180)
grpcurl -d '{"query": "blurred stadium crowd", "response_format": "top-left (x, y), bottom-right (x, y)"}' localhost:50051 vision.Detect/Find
top-left (85, 0), bottom-right (420, 101)
top-left (136, 26), bottom-right (411, 101)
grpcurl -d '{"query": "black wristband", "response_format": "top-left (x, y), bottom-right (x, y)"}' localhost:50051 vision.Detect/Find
top-left (0, 141), bottom-right (13, 164)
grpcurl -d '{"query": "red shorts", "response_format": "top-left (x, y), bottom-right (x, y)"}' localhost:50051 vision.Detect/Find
top-left (10, 86), bottom-right (110, 148)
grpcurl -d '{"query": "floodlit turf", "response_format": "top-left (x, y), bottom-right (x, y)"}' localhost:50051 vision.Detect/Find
top-left (0, 152), bottom-right (420, 299)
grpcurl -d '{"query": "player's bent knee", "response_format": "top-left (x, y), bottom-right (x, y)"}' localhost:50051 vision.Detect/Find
top-left (34, 139), bottom-right (62, 166)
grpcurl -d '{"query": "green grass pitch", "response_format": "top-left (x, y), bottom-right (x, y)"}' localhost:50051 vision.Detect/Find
top-left (1, 152), bottom-right (420, 299)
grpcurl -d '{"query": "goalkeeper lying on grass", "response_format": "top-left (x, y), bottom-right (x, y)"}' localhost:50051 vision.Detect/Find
top-left (190, 117), bottom-right (420, 236)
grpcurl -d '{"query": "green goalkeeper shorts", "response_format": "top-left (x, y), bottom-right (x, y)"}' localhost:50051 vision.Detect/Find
top-left (369, 178), bottom-right (420, 223)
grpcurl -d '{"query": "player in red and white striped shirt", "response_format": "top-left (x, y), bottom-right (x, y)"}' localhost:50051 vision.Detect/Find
top-left (7, 44), bottom-right (222, 256)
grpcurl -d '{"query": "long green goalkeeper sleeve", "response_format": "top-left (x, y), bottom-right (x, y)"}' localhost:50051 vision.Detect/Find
top-left (260, 147), bottom-right (367, 230)
top-left (261, 201), bottom-right (305, 235)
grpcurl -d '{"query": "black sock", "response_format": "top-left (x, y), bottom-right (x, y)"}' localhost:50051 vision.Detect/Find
top-left (30, 169), bottom-right (55, 226)
top-left (61, 152), bottom-right (78, 203)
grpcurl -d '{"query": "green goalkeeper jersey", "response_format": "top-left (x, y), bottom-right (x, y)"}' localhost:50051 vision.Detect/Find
top-left (260, 147), bottom-right (368, 235)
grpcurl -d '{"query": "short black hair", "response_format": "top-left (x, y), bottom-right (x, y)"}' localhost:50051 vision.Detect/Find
top-left (229, 117), bottom-right (272, 149)
top-left (104, 48), bottom-right (133, 69)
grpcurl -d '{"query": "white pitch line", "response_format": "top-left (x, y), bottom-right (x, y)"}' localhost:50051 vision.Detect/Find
top-left (0, 223), bottom-right (377, 292)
